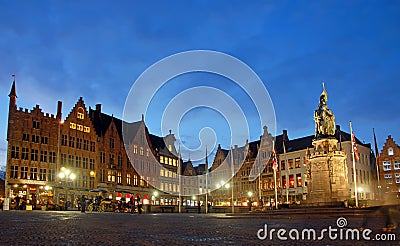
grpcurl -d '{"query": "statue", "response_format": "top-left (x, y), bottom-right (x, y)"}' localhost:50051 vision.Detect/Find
top-left (314, 83), bottom-right (335, 138)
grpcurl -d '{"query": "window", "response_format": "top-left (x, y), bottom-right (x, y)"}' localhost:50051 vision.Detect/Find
top-left (61, 135), bottom-right (67, 146)
top-left (70, 122), bottom-right (76, 129)
top-left (31, 135), bottom-right (39, 143)
top-left (134, 145), bottom-right (138, 154)
top-left (394, 161), bottom-right (400, 170)
top-left (33, 120), bottom-right (40, 129)
top-left (280, 160), bottom-right (285, 170)
top-left (22, 133), bottom-right (29, 141)
top-left (90, 158), bottom-right (95, 170)
top-left (140, 147), bottom-right (144, 156)
top-left (11, 146), bottom-right (19, 159)
top-left (49, 152), bottom-right (56, 164)
top-left (388, 147), bottom-right (394, 156)
top-left (146, 149), bottom-right (149, 157)
top-left (90, 141), bottom-right (95, 152)
top-left (83, 140), bottom-right (89, 150)
top-left (295, 158), bottom-right (301, 168)
top-left (110, 137), bottom-right (114, 149)
top-left (31, 149), bottom-right (38, 161)
top-left (69, 136), bottom-right (75, 148)
top-left (107, 171), bottom-right (115, 182)
top-left (134, 175), bottom-right (138, 186)
top-left (68, 155), bottom-right (74, 166)
top-left (30, 167), bottom-right (38, 180)
top-left (118, 155), bottom-right (122, 167)
top-left (109, 154), bottom-right (114, 165)
top-left (83, 157), bottom-right (88, 169)
top-left (84, 126), bottom-right (90, 133)
top-left (160, 156), bottom-right (164, 164)
top-left (10, 165), bottom-right (18, 179)
top-left (173, 159), bottom-right (177, 166)
top-left (383, 161), bottom-right (391, 171)
top-left (76, 156), bottom-right (81, 168)
top-left (384, 174), bottom-right (392, 179)
top-left (40, 150), bottom-right (47, 162)
top-left (89, 177), bottom-right (94, 189)
top-left (282, 176), bottom-right (287, 189)
top-left (77, 109), bottom-right (84, 119)
top-left (61, 153), bottom-right (67, 165)
top-left (21, 166), bottom-right (28, 179)
top-left (39, 168), bottom-right (46, 181)
top-left (77, 124), bottom-right (83, 131)
top-left (288, 159), bottom-right (294, 169)
top-left (100, 152), bottom-right (105, 163)
top-left (396, 173), bottom-right (400, 184)
top-left (49, 169), bottom-right (55, 182)
top-left (126, 173), bottom-right (131, 185)
top-left (117, 172), bottom-right (122, 184)
top-left (160, 169), bottom-right (164, 177)
top-left (82, 176), bottom-right (88, 188)
top-left (76, 138), bottom-right (82, 149)
top-left (41, 136), bottom-right (48, 144)
top-left (289, 174), bottom-right (295, 188)
top-left (296, 173), bottom-right (302, 187)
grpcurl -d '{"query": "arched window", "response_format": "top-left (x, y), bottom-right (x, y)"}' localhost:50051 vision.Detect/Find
top-left (388, 147), bottom-right (394, 156)
top-left (77, 107), bottom-right (84, 120)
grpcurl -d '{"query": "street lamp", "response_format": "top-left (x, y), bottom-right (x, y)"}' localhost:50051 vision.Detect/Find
top-left (58, 167), bottom-right (76, 210)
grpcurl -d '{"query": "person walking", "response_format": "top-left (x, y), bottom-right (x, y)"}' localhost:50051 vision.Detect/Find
top-left (130, 194), bottom-right (135, 215)
top-left (80, 195), bottom-right (86, 213)
top-left (137, 195), bottom-right (142, 215)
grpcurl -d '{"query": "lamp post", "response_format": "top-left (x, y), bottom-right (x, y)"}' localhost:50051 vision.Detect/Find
top-left (58, 167), bottom-right (76, 210)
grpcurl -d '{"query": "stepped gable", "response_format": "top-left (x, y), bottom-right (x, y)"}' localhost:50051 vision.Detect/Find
top-left (148, 133), bottom-right (177, 158)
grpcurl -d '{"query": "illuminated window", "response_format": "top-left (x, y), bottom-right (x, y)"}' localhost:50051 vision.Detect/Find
top-left (288, 159), bottom-right (294, 169)
top-left (296, 173), bottom-right (302, 187)
top-left (107, 171), bottom-right (115, 182)
top-left (117, 172), bottom-right (122, 184)
top-left (280, 160), bottom-right (285, 170)
top-left (160, 169), bottom-right (164, 177)
top-left (282, 176), bottom-right (287, 189)
top-left (146, 149), bottom-right (149, 157)
top-left (70, 122), bottom-right (76, 129)
top-left (295, 158), bottom-right (301, 168)
top-left (173, 159), bottom-right (177, 166)
top-left (126, 173), bottom-right (131, 185)
top-left (77, 111), bottom-right (84, 120)
top-left (84, 126), bottom-right (90, 133)
top-left (133, 175), bottom-right (138, 186)
top-left (160, 156), bottom-right (164, 164)
top-left (134, 145), bottom-right (138, 154)
top-left (77, 124), bottom-right (83, 131)
top-left (140, 147), bottom-right (144, 155)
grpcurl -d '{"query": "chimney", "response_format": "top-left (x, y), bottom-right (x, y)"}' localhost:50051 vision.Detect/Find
top-left (96, 104), bottom-right (102, 112)
top-left (56, 101), bottom-right (62, 120)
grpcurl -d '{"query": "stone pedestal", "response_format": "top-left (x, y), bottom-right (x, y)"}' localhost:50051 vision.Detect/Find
top-left (305, 138), bottom-right (350, 206)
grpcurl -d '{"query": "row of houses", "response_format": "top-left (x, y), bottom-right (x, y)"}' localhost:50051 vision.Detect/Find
top-left (3, 81), bottom-right (391, 209)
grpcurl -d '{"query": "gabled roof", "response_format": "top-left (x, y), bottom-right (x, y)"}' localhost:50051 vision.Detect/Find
top-left (149, 134), bottom-right (177, 158)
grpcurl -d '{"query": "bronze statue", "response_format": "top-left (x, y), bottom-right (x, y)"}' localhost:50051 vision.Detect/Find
top-left (314, 83), bottom-right (335, 138)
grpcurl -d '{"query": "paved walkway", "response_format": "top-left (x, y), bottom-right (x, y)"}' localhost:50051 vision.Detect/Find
top-left (0, 208), bottom-right (398, 245)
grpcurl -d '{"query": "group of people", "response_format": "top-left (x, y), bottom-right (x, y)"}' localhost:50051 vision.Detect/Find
top-left (78, 193), bottom-right (143, 214)
top-left (115, 194), bottom-right (143, 215)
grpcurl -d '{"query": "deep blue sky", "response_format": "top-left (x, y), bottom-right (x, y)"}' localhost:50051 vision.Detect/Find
top-left (1, 0), bottom-right (400, 166)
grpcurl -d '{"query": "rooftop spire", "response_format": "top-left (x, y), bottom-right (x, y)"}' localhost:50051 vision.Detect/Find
top-left (9, 75), bottom-right (17, 98)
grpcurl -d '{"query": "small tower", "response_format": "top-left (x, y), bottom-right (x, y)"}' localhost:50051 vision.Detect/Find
top-left (7, 77), bottom-right (17, 141)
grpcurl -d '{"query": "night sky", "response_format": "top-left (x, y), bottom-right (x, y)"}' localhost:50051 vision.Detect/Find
top-left (1, 1), bottom-right (399, 166)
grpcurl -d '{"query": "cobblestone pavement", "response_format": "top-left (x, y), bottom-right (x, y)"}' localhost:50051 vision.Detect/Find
top-left (0, 209), bottom-right (398, 245)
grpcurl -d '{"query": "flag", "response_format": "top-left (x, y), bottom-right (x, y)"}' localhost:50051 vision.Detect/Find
top-left (351, 131), bottom-right (360, 161)
top-left (272, 142), bottom-right (278, 172)
top-left (373, 128), bottom-right (380, 163)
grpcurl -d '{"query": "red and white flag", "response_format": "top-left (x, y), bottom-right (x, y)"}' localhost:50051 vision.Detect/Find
top-left (351, 131), bottom-right (360, 162)
top-left (272, 143), bottom-right (278, 172)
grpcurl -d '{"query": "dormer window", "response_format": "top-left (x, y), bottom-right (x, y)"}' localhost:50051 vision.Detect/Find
top-left (389, 147), bottom-right (394, 156)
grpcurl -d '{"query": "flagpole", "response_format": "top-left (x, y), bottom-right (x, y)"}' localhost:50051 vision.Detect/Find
top-left (350, 121), bottom-right (358, 208)
top-left (373, 128), bottom-right (381, 199)
top-left (230, 146), bottom-right (235, 213)
top-left (273, 140), bottom-right (278, 210)
top-left (178, 143), bottom-right (181, 213)
top-left (283, 141), bottom-right (289, 204)
top-left (205, 146), bottom-right (208, 214)
top-left (257, 144), bottom-right (262, 206)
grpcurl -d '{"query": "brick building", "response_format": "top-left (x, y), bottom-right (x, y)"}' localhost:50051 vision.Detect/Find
top-left (379, 135), bottom-right (400, 194)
